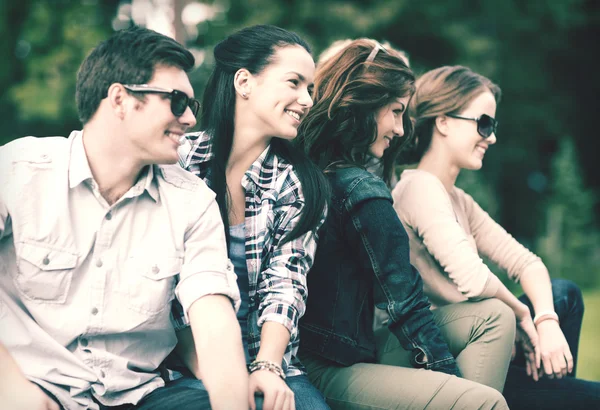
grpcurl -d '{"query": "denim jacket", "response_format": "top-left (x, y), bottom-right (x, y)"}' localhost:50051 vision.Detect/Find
top-left (299, 166), bottom-right (461, 376)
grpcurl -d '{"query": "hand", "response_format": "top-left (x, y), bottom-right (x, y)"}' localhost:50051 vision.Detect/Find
top-left (514, 304), bottom-right (541, 381)
top-left (249, 370), bottom-right (295, 410)
top-left (0, 379), bottom-right (60, 410)
top-left (537, 319), bottom-right (573, 379)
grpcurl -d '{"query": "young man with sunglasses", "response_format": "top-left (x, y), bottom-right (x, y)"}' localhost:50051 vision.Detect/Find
top-left (0, 26), bottom-right (248, 410)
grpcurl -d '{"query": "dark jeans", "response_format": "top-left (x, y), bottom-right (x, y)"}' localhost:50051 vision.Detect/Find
top-left (504, 279), bottom-right (600, 409)
top-left (175, 373), bottom-right (330, 410)
top-left (36, 377), bottom-right (211, 410)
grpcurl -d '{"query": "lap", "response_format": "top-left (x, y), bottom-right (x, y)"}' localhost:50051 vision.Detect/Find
top-left (302, 352), bottom-right (507, 410)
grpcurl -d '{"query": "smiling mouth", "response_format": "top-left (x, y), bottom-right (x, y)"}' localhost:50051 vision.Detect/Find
top-left (285, 110), bottom-right (301, 121)
top-left (475, 146), bottom-right (486, 156)
top-left (165, 131), bottom-right (184, 145)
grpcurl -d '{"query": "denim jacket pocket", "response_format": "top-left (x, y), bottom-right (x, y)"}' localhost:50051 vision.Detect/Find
top-left (15, 241), bottom-right (78, 303)
top-left (124, 254), bottom-right (182, 316)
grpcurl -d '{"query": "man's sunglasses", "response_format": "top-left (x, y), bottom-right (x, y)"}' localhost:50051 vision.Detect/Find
top-left (446, 113), bottom-right (498, 138)
top-left (123, 84), bottom-right (200, 117)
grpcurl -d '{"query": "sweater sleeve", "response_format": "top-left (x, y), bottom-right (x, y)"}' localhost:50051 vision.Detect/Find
top-left (393, 173), bottom-right (501, 300)
top-left (459, 188), bottom-right (543, 283)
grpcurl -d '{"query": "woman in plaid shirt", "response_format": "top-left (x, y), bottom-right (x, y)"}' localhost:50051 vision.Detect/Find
top-left (172, 25), bottom-right (330, 410)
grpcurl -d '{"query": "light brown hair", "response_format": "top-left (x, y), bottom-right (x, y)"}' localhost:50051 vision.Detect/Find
top-left (407, 65), bottom-right (501, 162)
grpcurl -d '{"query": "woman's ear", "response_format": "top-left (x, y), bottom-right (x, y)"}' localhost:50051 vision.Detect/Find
top-left (434, 115), bottom-right (450, 137)
top-left (233, 68), bottom-right (252, 99)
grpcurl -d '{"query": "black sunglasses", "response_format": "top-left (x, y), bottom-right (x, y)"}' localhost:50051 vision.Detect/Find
top-left (123, 84), bottom-right (200, 117)
top-left (446, 113), bottom-right (498, 138)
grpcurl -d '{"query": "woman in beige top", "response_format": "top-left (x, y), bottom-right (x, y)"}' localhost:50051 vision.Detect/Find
top-left (393, 65), bottom-right (599, 409)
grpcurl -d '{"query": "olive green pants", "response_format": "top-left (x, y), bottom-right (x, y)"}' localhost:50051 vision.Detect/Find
top-left (300, 299), bottom-right (514, 410)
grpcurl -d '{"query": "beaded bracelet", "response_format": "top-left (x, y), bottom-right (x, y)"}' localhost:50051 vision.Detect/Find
top-left (247, 360), bottom-right (286, 380)
top-left (533, 310), bottom-right (559, 327)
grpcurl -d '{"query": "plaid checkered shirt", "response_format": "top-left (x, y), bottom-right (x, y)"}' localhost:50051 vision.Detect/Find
top-left (171, 131), bottom-right (325, 377)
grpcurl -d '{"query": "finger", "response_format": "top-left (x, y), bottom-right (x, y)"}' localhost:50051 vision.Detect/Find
top-left (263, 390), bottom-right (276, 410)
top-left (565, 351), bottom-right (574, 374)
top-left (525, 359), bottom-right (532, 377)
top-left (272, 390), bottom-right (286, 410)
top-left (528, 353), bottom-right (539, 382)
top-left (249, 391), bottom-right (256, 410)
top-left (551, 353), bottom-right (566, 379)
top-left (541, 352), bottom-right (554, 379)
top-left (290, 392), bottom-right (296, 410)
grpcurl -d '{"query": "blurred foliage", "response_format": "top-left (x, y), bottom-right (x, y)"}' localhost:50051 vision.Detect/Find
top-left (1, 0), bottom-right (599, 288)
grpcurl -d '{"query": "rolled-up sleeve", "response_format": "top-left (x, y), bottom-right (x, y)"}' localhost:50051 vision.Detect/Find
top-left (256, 202), bottom-right (324, 339)
top-left (175, 194), bottom-right (240, 323)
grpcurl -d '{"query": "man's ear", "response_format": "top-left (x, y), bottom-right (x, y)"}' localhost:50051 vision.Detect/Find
top-left (233, 68), bottom-right (252, 99)
top-left (106, 83), bottom-right (130, 120)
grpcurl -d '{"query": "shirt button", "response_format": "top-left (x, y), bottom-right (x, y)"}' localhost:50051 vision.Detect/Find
top-left (152, 265), bottom-right (160, 274)
top-left (105, 212), bottom-right (112, 220)
top-left (42, 256), bottom-right (50, 265)
top-left (96, 259), bottom-right (103, 268)
top-left (80, 338), bottom-right (89, 347)
top-left (99, 370), bottom-right (106, 378)
top-left (91, 307), bottom-right (99, 315)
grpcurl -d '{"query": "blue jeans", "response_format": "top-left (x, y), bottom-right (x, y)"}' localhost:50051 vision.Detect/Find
top-left (175, 374), bottom-right (330, 410)
top-left (504, 279), bottom-right (600, 409)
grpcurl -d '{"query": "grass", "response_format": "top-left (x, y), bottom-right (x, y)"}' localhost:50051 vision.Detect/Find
top-left (578, 289), bottom-right (600, 381)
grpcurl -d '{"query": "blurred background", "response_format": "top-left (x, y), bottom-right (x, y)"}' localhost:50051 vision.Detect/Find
top-left (1, 0), bottom-right (598, 380)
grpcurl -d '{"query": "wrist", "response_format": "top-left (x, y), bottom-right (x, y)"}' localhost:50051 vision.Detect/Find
top-left (514, 303), bottom-right (531, 320)
top-left (534, 311), bottom-right (559, 328)
top-left (248, 360), bottom-right (286, 380)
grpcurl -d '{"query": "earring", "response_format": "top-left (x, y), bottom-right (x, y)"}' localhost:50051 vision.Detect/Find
top-left (242, 92), bottom-right (248, 98)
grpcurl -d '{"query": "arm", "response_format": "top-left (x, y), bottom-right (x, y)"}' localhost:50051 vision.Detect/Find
top-left (462, 190), bottom-right (571, 378)
top-left (393, 177), bottom-right (502, 301)
top-left (175, 195), bottom-right (247, 410)
top-left (346, 187), bottom-right (460, 376)
top-left (251, 202), bottom-right (323, 410)
top-left (187, 295), bottom-right (248, 409)
top-left (0, 342), bottom-right (59, 410)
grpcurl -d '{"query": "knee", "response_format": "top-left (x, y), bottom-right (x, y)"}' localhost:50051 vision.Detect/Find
top-left (551, 278), bottom-right (584, 315)
top-left (464, 384), bottom-right (508, 409)
top-left (481, 298), bottom-right (516, 331)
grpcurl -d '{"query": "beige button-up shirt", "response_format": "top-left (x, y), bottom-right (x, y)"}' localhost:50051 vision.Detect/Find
top-left (0, 131), bottom-right (240, 409)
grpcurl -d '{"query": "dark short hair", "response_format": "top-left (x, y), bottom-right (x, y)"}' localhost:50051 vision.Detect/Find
top-left (76, 26), bottom-right (195, 124)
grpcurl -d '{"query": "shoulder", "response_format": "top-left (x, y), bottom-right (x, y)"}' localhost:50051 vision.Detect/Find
top-left (393, 169), bottom-right (449, 204)
top-left (328, 166), bottom-right (392, 209)
top-left (1, 135), bottom-right (70, 165)
top-left (156, 164), bottom-right (215, 199)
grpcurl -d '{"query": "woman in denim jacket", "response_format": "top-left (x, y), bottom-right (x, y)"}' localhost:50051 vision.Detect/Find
top-left (294, 39), bottom-right (512, 409)
top-left (170, 25), bottom-right (330, 410)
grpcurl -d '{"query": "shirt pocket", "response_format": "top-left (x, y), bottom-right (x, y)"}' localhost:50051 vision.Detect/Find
top-left (124, 254), bottom-right (182, 316)
top-left (15, 241), bottom-right (78, 304)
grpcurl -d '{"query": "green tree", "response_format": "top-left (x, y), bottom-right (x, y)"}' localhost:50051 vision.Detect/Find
top-left (536, 137), bottom-right (600, 288)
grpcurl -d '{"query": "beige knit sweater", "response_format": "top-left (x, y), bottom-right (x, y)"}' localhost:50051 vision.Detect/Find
top-left (392, 169), bottom-right (543, 309)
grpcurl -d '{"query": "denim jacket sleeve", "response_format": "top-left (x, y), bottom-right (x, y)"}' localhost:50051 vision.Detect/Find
top-left (343, 176), bottom-right (461, 376)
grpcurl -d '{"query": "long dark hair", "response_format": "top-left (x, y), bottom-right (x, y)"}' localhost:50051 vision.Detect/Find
top-left (296, 39), bottom-right (415, 185)
top-left (201, 24), bottom-right (328, 245)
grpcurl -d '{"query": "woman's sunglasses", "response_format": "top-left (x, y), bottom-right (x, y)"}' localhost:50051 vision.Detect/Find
top-left (123, 84), bottom-right (200, 117)
top-left (446, 113), bottom-right (498, 138)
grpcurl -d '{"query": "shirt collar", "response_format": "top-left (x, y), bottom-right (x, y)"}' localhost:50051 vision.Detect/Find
top-left (244, 144), bottom-right (274, 187)
top-left (68, 130), bottom-right (160, 202)
top-left (68, 130), bottom-right (94, 189)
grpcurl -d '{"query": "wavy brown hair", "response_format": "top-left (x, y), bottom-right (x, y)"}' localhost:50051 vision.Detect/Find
top-left (296, 39), bottom-right (415, 185)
